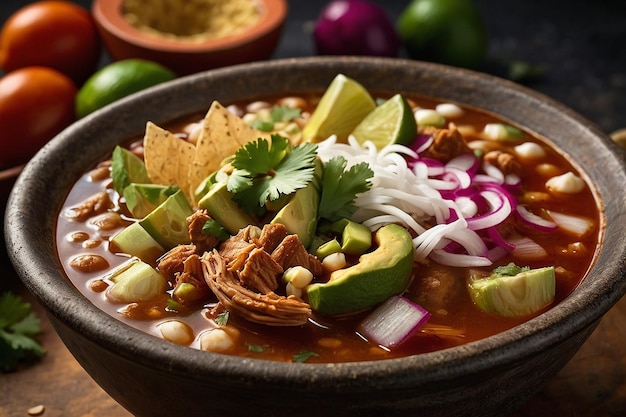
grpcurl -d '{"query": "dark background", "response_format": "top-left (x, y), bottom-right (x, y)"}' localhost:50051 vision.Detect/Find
top-left (1, 0), bottom-right (625, 134)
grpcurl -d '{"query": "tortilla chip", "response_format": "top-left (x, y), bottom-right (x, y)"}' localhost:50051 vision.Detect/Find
top-left (189, 101), bottom-right (269, 197)
top-left (144, 121), bottom-right (195, 201)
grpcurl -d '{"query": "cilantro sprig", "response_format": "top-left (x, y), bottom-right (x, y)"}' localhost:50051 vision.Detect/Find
top-left (0, 292), bottom-right (45, 372)
top-left (250, 105), bottom-right (302, 132)
top-left (227, 134), bottom-right (318, 214)
top-left (318, 156), bottom-right (374, 222)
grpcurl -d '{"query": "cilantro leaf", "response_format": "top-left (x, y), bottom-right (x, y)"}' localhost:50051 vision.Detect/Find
top-left (318, 156), bottom-right (374, 222)
top-left (293, 350), bottom-right (319, 363)
top-left (0, 292), bottom-right (44, 372)
top-left (202, 219), bottom-right (230, 241)
top-left (228, 134), bottom-right (318, 214)
top-left (215, 311), bottom-right (230, 327)
top-left (270, 105), bottom-right (301, 124)
top-left (493, 263), bottom-right (529, 277)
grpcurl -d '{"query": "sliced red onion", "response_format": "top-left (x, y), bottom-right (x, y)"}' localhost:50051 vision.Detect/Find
top-left (358, 295), bottom-right (431, 349)
top-left (466, 190), bottom-right (512, 231)
top-left (410, 133), bottom-right (434, 154)
top-left (446, 153), bottom-right (479, 174)
top-left (516, 205), bottom-right (557, 232)
top-left (482, 163), bottom-right (504, 184)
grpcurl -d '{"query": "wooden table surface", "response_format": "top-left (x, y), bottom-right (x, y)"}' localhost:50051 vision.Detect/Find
top-left (2, 262), bottom-right (626, 417)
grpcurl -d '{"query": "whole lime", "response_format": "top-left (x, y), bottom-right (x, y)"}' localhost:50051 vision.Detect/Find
top-left (397, 0), bottom-right (488, 69)
top-left (75, 59), bottom-right (176, 118)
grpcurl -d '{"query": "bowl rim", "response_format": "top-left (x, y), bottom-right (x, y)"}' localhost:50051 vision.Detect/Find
top-left (92, 0), bottom-right (288, 53)
top-left (6, 56), bottom-right (626, 389)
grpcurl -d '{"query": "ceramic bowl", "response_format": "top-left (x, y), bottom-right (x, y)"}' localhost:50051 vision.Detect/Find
top-left (92, 0), bottom-right (287, 75)
top-left (6, 57), bottom-right (626, 417)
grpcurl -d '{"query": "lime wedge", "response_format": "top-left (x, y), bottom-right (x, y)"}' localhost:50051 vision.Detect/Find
top-left (302, 74), bottom-right (376, 143)
top-left (351, 93), bottom-right (417, 149)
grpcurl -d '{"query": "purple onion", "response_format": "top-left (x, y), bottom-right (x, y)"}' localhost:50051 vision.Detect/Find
top-left (313, 0), bottom-right (401, 57)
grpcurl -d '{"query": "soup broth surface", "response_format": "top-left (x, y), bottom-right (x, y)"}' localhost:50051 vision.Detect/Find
top-left (56, 91), bottom-right (600, 363)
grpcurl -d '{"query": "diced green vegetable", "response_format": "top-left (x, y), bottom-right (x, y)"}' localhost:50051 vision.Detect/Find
top-left (110, 221), bottom-right (165, 263)
top-left (315, 238), bottom-right (342, 260)
top-left (106, 258), bottom-right (167, 303)
top-left (468, 263), bottom-right (555, 317)
top-left (123, 183), bottom-right (180, 218)
top-left (139, 189), bottom-right (193, 249)
top-left (198, 182), bottom-right (257, 234)
top-left (270, 159), bottom-right (322, 248)
top-left (331, 218), bottom-right (372, 255)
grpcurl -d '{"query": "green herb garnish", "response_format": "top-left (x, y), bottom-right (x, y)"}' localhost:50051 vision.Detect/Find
top-left (250, 105), bottom-right (302, 132)
top-left (0, 292), bottom-right (45, 372)
top-left (493, 263), bottom-right (530, 277)
top-left (202, 219), bottom-right (230, 241)
top-left (318, 156), bottom-right (374, 222)
top-left (293, 349), bottom-right (319, 363)
top-left (247, 343), bottom-right (266, 353)
top-left (227, 134), bottom-right (318, 214)
top-left (215, 311), bottom-right (230, 327)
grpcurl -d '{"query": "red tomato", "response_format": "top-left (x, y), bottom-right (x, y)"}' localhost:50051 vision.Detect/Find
top-left (0, 1), bottom-right (101, 85)
top-left (0, 67), bottom-right (77, 168)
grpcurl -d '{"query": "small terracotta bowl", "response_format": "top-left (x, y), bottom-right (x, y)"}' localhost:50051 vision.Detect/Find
top-left (92, 0), bottom-right (287, 75)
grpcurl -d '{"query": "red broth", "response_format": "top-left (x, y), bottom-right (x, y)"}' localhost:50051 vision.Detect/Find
top-left (56, 93), bottom-right (600, 363)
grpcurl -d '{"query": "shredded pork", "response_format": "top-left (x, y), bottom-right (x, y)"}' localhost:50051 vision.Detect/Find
top-left (201, 250), bottom-right (312, 326)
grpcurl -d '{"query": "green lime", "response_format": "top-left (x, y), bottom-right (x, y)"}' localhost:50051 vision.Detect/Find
top-left (351, 94), bottom-right (417, 149)
top-left (76, 59), bottom-right (176, 118)
top-left (397, 0), bottom-right (488, 69)
top-left (302, 74), bottom-right (376, 143)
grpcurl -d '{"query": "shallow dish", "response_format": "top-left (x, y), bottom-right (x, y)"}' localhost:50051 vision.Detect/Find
top-left (6, 57), bottom-right (626, 417)
top-left (92, 0), bottom-right (287, 75)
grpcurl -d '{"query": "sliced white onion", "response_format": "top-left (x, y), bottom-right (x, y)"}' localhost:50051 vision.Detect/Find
top-left (546, 210), bottom-right (595, 237)
top-left (516, 205), bottom-right (557, 232)
top-left (358, 296), bottom-right (431, 349)
top-left (509, 237), bottom-right (549, 260)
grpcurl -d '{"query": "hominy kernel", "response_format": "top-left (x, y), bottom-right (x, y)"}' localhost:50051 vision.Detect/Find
top-left (535, 163), bottom-right (560, 177)
top-left (200, 328), bottom-right (235, 352)
top-left (435, 103), bottom-right (464, 118)
top-left (159, 320), bottom-right (194, 345)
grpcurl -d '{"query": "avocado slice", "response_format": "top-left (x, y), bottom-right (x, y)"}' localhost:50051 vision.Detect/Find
top-left (110, 221), bottom-right (165, 263)
top-left (123, 183), bottom-right (180, 218)
top-left (307, 224), bottom-right (414, 315)
top-left (271, 159), bottom-right (322, 248)
top-left (468, 264), bottom-right (555, 317)
top-left (197, 182), bottom-right (257, 234)
top-left (139, 189), bottom-right (193, 249)
top-left (111, 146), bottom-right (151, 194)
